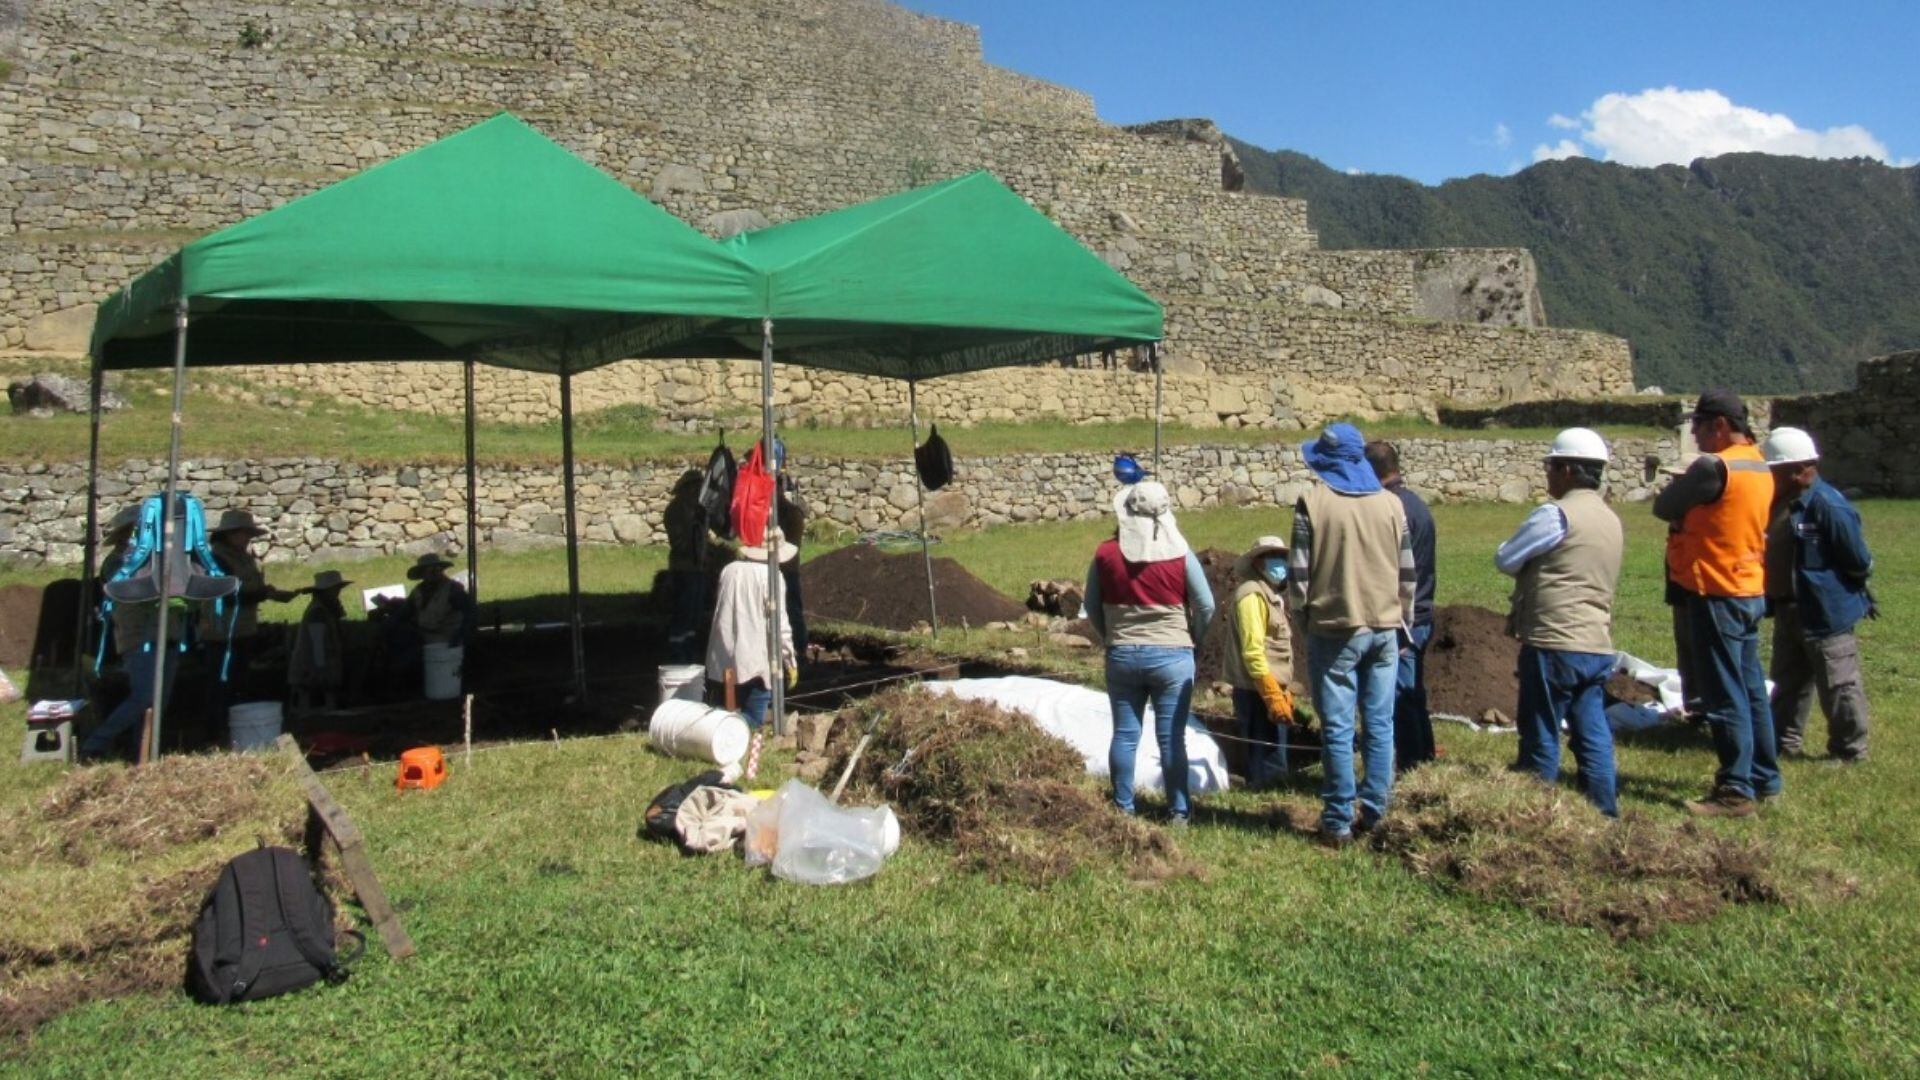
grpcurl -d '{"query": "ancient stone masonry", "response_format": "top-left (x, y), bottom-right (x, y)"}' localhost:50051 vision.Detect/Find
top-left (2, 0), bottom-right (1633, 426)
top-left (1772, 350), bottom-right (1920, 497)
top-left (5, 434), bottom-right (1679, 565)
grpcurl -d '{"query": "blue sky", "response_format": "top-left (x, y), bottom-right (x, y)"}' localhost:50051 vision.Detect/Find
top-left (896, 1), bottom-right (1919, 184)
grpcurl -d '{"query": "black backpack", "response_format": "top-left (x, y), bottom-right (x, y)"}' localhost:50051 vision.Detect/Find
top-left (699, 443), bottom-right (737, 540)
top-left (914, 424), bottom-right (954, 492)
top-left (188, 847), bottom-right (362, 1004)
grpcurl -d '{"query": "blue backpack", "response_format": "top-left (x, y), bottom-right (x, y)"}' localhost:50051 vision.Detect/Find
top-left (97, 492), bottom-right (241, 673)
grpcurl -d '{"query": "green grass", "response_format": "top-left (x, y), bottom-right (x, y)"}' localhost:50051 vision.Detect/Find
top-left (5, 502), bottom-right (1920, 1074)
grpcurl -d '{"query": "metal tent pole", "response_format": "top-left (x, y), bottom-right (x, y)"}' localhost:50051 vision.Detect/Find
top-left (1151, 343), bottom-right (1163, 473)
top-left (463, 358), bottom-right (479, 609)
top-left (559, 363), bottom-right (586, 702)
top-left (908, 379), bottom-right (938, 637)
top-left (73, 355), bottom-right (104, 690)
top-left (762, 317), bottom-right (787, 736)
top-left (147, 301), bottom-right (189, 759)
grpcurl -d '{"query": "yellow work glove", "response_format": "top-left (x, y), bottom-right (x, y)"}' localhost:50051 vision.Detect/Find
top-left (1257, 674), bottom-right (1295, 725)
top-left (785, 666), bottom-right (799, 690)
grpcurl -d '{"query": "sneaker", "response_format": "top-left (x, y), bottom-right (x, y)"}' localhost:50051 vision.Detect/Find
top-left (1315, 827), bottom-right (1353, 849)
top-left (1354, 813), bottom-right (1382, 836)
top-left (1685, 788), bottom-right (1757, 818)
top-left (1166, 814), bottom-right (1191, 830)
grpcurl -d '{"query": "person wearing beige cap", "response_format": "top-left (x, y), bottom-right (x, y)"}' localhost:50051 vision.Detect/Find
top-left (201, 508), bottom-right (298, 728)
top-left (290, 570), bottom-right (353, 711)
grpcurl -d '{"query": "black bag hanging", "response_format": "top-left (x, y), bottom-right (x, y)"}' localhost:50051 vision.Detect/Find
top-left (187, 847), bottom-right (362, 1005)
top-left (914, 423), bottom-right (954, 492)
top-left (699, 440), bottom-right (737, 540)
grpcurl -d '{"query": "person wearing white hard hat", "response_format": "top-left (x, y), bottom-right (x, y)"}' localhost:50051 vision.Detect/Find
top-left (1494, 428), bottom-right (1625, 816)
top-left (1761, 426), bottom-right (1874, 765)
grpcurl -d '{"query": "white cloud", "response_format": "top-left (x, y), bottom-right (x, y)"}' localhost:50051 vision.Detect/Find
top-left (1538, 87), bottom-right (1895, 168)
top-left (1493, 122), bottom-right (1512, 148)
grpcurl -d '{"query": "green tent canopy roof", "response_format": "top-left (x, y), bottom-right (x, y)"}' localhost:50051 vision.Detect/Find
top-left (88, 114), bottom-right (763, 373)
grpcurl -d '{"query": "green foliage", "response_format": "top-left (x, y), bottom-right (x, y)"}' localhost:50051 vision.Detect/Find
top-left (1231, 138), bottom-right (1920, 394)
top-left (236, 20), bottom-right (269, 49)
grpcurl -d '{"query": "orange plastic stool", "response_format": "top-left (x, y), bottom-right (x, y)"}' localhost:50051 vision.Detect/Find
top-left (396, 746), bottom-right (448, 791)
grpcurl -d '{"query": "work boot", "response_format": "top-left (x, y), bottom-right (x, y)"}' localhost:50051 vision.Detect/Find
top-left (1685, 787), bottom-right (1757, 818)
top-left (1314, 827), bottom-right (1353, 850)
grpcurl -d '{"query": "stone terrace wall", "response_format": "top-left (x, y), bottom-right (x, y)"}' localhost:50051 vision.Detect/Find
top-left (1772, 350), bottom-right (1920, 497)
top-left (5, 435), bottom-right (1678, 565)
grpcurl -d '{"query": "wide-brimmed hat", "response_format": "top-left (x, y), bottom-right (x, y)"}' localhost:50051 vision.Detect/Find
top-left (1112, 480), bottom-right (1189, 563)
top-left (738, 540), bottom-right (798, 564)
top-left (101, 504), bottom-right (140, 538)
top-left (1234, 534), bottom-right (1290, 580)
top-left (312, 570), bottom-right (352, 591)
top-left (406, 552), bottom-right (455, 579)
top-left (1688, 388), bottom-right (1753, 437)
top-left (210, 509), bottom-right (269, 537)
top-left (1300, 423), bottom-right (1381, 494)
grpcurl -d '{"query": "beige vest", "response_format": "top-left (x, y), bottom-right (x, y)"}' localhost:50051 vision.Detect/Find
top-left (1298, 483), bottom-right (1407, 634)
top-left (1223, 576), bottom-right (1292, 690)
top-left (1510, 488), bottom-right (1623, 654)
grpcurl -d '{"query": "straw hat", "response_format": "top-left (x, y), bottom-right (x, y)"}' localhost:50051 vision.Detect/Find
top-left (101, 503), bottom-right (140, 539)
top-left (406, 552), bottom-right (455, 579)
top-left (738, 539), bottom-right (799, 564)
top-left (312, 570), bottom-right (352, 591)
top-left (210, 508), bottom-right (269, 538)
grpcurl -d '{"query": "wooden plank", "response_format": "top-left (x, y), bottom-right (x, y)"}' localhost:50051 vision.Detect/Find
top-left (278, 734), bottom-right (417, 960)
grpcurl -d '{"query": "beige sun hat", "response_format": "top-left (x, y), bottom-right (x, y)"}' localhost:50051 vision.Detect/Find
top-left (738, 539), bottom-right (799, 564)
top-left (1112, 480), bottom-right (1190, 563)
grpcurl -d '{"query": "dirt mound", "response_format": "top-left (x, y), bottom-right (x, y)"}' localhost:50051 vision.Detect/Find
top-left (804, 545), bottom-right (1026, 632)
top-left (1424, 605), bottom-right (1521, 717)
top-left (1606, 673), bottom-right (1660, 707)
top-left (826, 687), bottom-right (1193, 885)
top-left (0, 583), bottom-right (48, 669)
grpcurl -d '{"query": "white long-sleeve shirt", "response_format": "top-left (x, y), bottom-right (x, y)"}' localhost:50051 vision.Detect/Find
top-left (706, 559), bottom-right (795, 686)
top-left (1495, 503), bottom-right (1569, 577)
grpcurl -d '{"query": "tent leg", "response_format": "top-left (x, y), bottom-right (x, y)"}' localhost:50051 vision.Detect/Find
top-left (463, 359), bottom-right (479, 609)
top-left (762, 318), bottom-right (787, 737)
top-left (148, 302), bottom-right (189, 761)
top-left (1151, 343), bottom-right (1163, 474)
top-left (73, 355), bottom-right (104, 692)
top-left (909, 381), bottom-right (938, 637)
top-left (560, 366), bottom-right (586, 703)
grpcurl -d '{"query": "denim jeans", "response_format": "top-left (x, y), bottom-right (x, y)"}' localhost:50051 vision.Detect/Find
top-left (84, 647), bottom-right (179, 759)
top-left (1232, 687), bottom-right (1287, 789)
top-left (1689, 594), bottom-right (1779, 799)
top-left (739, 678), bottom-right (772, 731)
top-left (1515, 645), bottom-right (1619, 816)
top-left (1308, 628), bottom-right (1398, 834)
top-left (1393, 622), bottom-right (1436, 773)
top-left (1106, 645), bottom-right (1196, 818)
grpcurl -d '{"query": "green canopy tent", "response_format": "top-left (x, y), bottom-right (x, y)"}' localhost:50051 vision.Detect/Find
top-left (83, 113), bottom-right (763, 753)
top-left (563, 171), bottom-right (1164, 735)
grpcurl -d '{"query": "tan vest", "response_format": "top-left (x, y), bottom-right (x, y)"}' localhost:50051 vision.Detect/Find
top-left (1223, 576), bottom-right (1292, 690)
top-left (1510, 488), bottom-right (1623, 654)
top-left (1298, 483), bottom-right (1407, 634)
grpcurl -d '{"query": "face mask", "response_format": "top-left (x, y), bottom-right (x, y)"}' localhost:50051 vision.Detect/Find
top-left (1261, 560), bottom-right (1288, 586)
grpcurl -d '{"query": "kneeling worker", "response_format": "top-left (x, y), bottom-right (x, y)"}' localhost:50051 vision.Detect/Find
top-left (1495, 428), bottom-right (1625, 817)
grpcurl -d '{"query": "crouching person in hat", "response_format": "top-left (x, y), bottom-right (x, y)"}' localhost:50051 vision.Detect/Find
top-left (201, 509), bottom-right (298, 732)
top-left (1496, 429), bottom-right (1625, 817)
top-left (1225, 536), bottom-right (1296, 789)
top-left (1084, 478), bottom-right (1216, 825)
top-left (289, 570), bottom-right (352, 711)
top-left (1762, 427), bottom-right (1874, 765)
top-left (706, 539), bottom-right (797, 731)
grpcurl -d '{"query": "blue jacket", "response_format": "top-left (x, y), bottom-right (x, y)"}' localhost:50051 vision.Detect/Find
top-left (1783, 477), bottom-right (1873, 638)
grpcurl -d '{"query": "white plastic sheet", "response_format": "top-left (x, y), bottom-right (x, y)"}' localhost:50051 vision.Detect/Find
top-left (921, 675), bottom-right (1230, 797)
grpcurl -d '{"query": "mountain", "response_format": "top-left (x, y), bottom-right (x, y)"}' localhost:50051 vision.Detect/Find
top-left (1229, 140), bottom-right (1920, 393)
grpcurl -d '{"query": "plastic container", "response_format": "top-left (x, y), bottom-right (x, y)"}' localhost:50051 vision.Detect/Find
top-left (422, 643), bottom-right (464, 700)
top-left (648, 698), bottom-right (752, 767)
top-left (228, 701), bottom-right (283, 752)
top-left (396, 745), bottom-right (448, 791)
top-left (656, 664), bottom-right (706, 705)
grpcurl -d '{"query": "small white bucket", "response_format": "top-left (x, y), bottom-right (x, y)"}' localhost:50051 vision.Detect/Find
top-left (657, 664), bottom-right (706, 705)
top-left (648, 698), bottom-right (752, 767)
top-left (423, 643), bottom-right (464, 701)
top-left (228, 701), bottom-right (283, 752)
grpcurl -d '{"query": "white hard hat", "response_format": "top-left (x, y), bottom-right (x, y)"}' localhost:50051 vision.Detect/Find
top-left (1762, 426), bottom-right (1819, 465)
top-left (1545, 427), bottom-right (1609, 463)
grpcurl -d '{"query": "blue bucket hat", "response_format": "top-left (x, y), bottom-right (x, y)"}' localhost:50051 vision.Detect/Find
top-left (1300, 422), bottom-right (1381, 495)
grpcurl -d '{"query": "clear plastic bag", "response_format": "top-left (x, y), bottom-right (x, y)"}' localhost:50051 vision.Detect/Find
top-left (766, 779), bottom-right (895, 886)
top-left (0, 670), bottom-right (19, 705)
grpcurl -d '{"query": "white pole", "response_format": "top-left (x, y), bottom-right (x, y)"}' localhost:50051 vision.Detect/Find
top-left (761, 318), bottom-right (787, 736)
top-left (909, 380), bottom-right (938, 637)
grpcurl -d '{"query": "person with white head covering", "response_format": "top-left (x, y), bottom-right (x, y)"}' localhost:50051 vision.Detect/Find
top-left (1761, 426), bottom-right (1874, 764)
top-left (706, 539), bottom-right (798, 731)
top-left (1495, 427), bottom-right (1625, 817)
top-left (1082, 470), bottom-right (1216, 825)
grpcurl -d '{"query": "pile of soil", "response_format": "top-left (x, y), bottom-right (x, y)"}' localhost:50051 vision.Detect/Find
top-left (0, 583), bottom-right (49, 669)
top-left (1424, 605), bottom-right (1521, 718)
top-left (826, 687), bottom-right (1192, 885)
top-left (1606, 673), bottom-right (1661, 707)
top-left (804, 545), bottom-right (1026, 632)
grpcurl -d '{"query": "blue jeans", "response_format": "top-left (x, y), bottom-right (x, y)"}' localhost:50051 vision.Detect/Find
top-left (1232, 687), bottom-right (1287, 789)
top-left (739, 679), bottom-right (772, 731)
top-left (1515, 645), bottom-right (1619, 817)
top-left (1690, 594), bottom-right (1779, 799)
top-left (1106, 646), bottom-right (1196, 818)
top-left (1308, 628), bottom-right (1398, 834)
top-left (1393, 622), bottom-right (1436, 772)
top-left (85, 647), bottom-right (179, 758)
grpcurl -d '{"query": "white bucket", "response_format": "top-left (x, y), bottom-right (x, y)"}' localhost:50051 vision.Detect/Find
top-left (423, 643), bottom-right (464, 701)
top-left (657, 664), bottom-right (706, 705)
top-left (648, 698), bottom-right (752, 767)
top-left (228, 701), bottom-right (283, 753)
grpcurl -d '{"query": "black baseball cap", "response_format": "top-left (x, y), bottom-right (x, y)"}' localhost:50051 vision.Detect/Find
top-left (1689, 387), bottom-right (1752, 436)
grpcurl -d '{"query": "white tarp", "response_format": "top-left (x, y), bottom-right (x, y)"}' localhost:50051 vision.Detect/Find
top-left (921, 676), bottom-right (1230, 796)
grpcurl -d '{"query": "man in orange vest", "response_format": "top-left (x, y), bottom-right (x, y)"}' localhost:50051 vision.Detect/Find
top-left (1654, 389), bottom-right (1778, 817)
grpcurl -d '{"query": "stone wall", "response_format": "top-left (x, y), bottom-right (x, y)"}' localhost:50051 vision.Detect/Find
top-left (1772, 350), bottom-right (1920, 497)
top-left (4, 434), bottom-right (1679, 566)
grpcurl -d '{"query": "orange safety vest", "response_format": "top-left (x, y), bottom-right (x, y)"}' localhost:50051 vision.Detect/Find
top-left (1666, 443), bottom-right (1773, 598)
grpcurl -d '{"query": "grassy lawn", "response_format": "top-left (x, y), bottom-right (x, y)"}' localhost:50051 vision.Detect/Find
top-left (4, 501), bottom-right (1918, 1074)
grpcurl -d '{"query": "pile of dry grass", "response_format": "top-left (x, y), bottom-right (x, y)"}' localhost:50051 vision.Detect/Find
top-left (1309, 762), bottom-right (1796, 938)
top-left (826, 687), bottom-right (1193, 885)
top-left (0, 754), bottom-right (314, 1040)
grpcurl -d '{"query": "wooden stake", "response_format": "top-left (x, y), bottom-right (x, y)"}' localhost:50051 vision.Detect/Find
top-left (462, 693), bottom-right (473, 769)
top-left (137, 707), bottom-right (153, 765)
top-left (829, 733), bottom-right (872, 803)
top-left (277, 734), bottom-right (415, 959)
